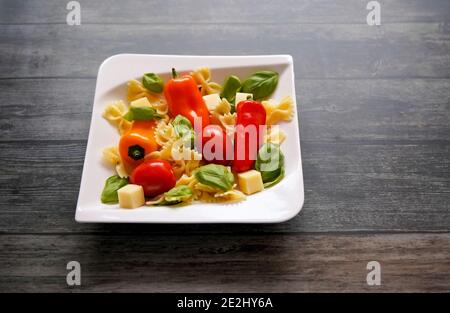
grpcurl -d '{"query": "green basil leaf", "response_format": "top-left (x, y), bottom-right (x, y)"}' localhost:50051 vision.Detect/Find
top-left (163, 185), bottom-right (193, 204)
top-left (263, 167), bottom-right (284, 188)
top-left (220, 75), bottom-right (241, 104)
top-left (123, 106), bottom-right (161, 121)
top-left (142, 73), bottom-right (164, 93)
top-left (172, 115), bottom-right (195, 148)
top-left (122, 111), bottom-right (134, 121)
top-left (241, 71), bottom-right (279, 100)
top-left (255, 143), bottom-right (285, 187)
top-left (195, 164), bottom-right (234, 191)
top-left (101, 175), bottom-right (128, 204)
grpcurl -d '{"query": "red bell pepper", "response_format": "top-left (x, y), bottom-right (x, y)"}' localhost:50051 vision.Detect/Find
top-left (164, 68), bottom-right (210, 128)
top-left (232, 100), bottom-right (266, 172)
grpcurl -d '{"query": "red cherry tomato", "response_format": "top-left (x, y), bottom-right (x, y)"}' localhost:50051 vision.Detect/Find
top-left (130, 159), bottom-right (176, 197)
top-left (199, 125), bottom-right (232, 165)
top-left (232, 100), bottom-right (266, 173)
top-left (236, 100), bottom-right (266, 126)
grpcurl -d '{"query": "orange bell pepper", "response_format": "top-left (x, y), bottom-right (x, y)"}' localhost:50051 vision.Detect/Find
top-left (164, 68), bottom-right (210, 128)
top-left (119, 120), bottom-right (158, 173)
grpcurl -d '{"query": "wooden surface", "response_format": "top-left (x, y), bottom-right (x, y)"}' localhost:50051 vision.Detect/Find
top-left (0, 0), bottom-right (449, 292)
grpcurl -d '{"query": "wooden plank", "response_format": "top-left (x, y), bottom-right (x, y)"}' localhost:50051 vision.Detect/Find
top-left (1, 0), bottom-right (449, 293)
top-left (1, 78), bottom-right (449, 142)
top-left (0, 79), bottom-right (94, 141)
top-left (0, 140), bottom-right (448, 234)
top-left (1, 233), bottom-right (449, 292)
top-left (0, 23), bottom-right (449, 79)
top-left (1, 0), bottom-right (449, 24)
top-left (0, 76), bottom-right (448, 233)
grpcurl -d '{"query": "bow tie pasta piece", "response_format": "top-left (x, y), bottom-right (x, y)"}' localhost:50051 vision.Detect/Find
top-left (154, 119), bottom-right (176, 146)
top-left (219, 113), bottom-right (237, 136)
top-left (208, 98), bottom-right (237, 134)
top-left (127, 79), bottom-right (160, 102)
top-left (103, 100), bottom-right (126, 122)
top-left (146, 97), bottom-right (168, 116)
top-left (197, 188), bottom-right (246, 203)
top-left (191, 67), bottom-right (222, 96)
top-left (102, 100), bottom-right (133, 135)
top-left (264, 126), bottom-right (287, 145)
top-left (213, 189), bottom-right (246, 202)
top-left (175, 174), bottom-right (203, 201)
top-left (176, 174), bottom-right (198, 189)
top-left (101, 146), bottom-right (128, 178)
top-left (171, 147), bottom-right (202, 179)
top-left (262, 96), bottom-right (294, 125)
top-left (212, 98), bottom-right (232, 115)
top-left (146, 134), bottom-right (203, 179)
top-left (173, 173), bottom-right (245, 203)
top-left (128, 80), bottom-right (169, 115)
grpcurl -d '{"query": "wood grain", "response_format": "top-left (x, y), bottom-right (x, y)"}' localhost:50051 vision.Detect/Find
top-left (0, 139), bottom-right (448, 234)
top-left (1, 233), bottom-right (449, 292)
top-left (0, 23), bottom-right (449, 79)
top-left (1, 0), bottom-right (449, 24)
top-left (1, 78), bottom-right (449, 141)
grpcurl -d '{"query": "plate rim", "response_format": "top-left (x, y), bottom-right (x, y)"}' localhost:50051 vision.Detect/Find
top-left (75, 53), bottom-right (304, 224)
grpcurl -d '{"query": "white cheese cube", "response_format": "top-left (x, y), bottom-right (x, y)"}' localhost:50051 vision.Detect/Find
top-left (235, 92), bottom-right (253, 105)
top-left (203, 94), bottom-right (221, 111)
top-left (238, 170), bottom-right (264, 195)
top-left (130, 97), bottom-right (151, 108)
top-left (117, 184), bottom-right (145, 209)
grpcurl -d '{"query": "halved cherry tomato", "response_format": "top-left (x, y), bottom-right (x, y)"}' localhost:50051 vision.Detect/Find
top-left (199, 124), bottom-right (232, 166)
top-left (235, 100), bottom-right (266, 126)
top-left (130, 159), bottom-right (176, 197)
top-left (232, 100), bottom-right (266, 173)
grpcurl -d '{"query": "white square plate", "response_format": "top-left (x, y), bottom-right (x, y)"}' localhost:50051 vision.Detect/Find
top-left (76, 54), bottom-right (304, 223)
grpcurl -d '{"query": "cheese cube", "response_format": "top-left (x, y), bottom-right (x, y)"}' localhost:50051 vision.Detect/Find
top-left (203, 94), bottom-right (221, 111)
top-left (117, 184), bottom-right (145, 209)
top-left (130, 97), bottom-right (151, 108)
top-left (237, 170), bottom-right (264, 195)
top-left (235, 92), bottom-right (253, 105)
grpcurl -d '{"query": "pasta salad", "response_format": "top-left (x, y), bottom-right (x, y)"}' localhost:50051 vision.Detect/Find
top-left (101, 67), bottom-right (294, 209)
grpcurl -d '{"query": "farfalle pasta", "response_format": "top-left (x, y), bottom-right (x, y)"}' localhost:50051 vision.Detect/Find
top-left (99, 67), bottom-right (294, 209)
top-left (128, 80), bottom-right (169, 115)
top-left (265, 126), bottom-right (287, 145)
top-left (102, 100), bottom-right (133, 135)
top-left (154, 119), bottom-right (176, 146)
top-left (174, 174), bottom-right (246, 203)
top-left (262, 96), bottom-right (294, 125)
top-left (208, 98), bottom-right (237, 134)
top-left (191, 67), bottom-right (222, 95)
top-left (102, 146), bottom-right (128, 178)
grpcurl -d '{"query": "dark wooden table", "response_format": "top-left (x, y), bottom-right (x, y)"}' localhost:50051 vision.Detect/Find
top-left (1, 0), bottom-right (449, 292)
